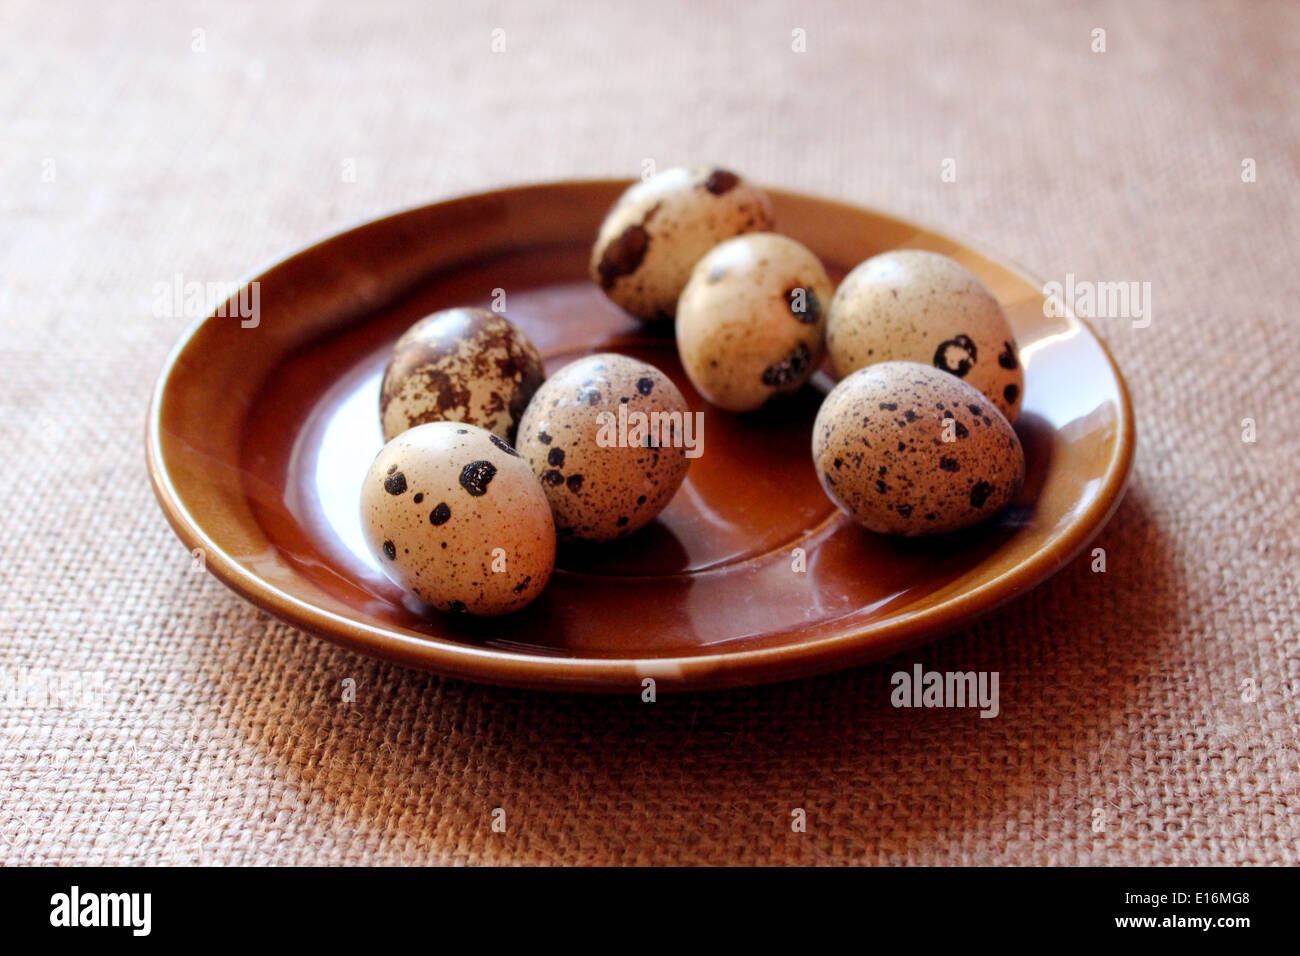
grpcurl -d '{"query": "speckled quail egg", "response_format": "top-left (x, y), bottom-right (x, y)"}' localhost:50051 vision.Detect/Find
top-left (515, 354), bottom-right (693, 541)
top-left (826, 250), bottom-right (1024, 421)
top-left (812, 361), bottom-right (1025, 536)
top-left (590, 166), bottom-right (775, 322)
top-left (360, 422), bottom-right (555, 615)
top-left (676, 233), bottom-right (832, 412)
top-left (379, 307), bottom-right (545, 443)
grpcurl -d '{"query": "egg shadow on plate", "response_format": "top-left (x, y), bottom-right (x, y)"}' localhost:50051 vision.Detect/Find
top-left (555, 520), bottom-right (690, 576)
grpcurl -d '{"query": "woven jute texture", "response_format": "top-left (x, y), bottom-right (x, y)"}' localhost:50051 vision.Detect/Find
top-left (3, 0), bottom-right (1297, 866)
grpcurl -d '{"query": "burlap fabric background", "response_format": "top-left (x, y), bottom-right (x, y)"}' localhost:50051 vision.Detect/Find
top-left (3, 0), bottom-right (1297, 866)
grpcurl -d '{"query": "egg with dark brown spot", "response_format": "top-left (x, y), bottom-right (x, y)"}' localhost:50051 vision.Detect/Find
top-left (590, 166), bottom-right (775, 322)
top-left (826, 251), bottom-right (1024, 421)
top-left (380, 307), bottom-right (545, 443)
top-left (677, 233), bottom-right (832, 411)
top-left (812, 361), bottom-right (1024, 535)
top-left (516, 354), bottom-right (692, 541)
top-left (360, 422), bottom-right (555, 615)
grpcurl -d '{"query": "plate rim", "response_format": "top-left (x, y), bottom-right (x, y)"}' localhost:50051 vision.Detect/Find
top-left (145, 178), bottom-right (1137, 692)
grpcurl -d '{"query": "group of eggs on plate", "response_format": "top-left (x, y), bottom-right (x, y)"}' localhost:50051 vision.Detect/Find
top-left (361, 166), bottom-right (1027, 616)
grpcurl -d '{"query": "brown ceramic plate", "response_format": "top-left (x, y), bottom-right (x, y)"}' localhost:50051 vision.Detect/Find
top-left (146, 179), bottom-right (1135, 693)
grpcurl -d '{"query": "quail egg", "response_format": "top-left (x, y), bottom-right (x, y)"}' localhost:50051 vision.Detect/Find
top-left (825, 250), bottom-right (1024, 421)
top-left (812, 361), bottom-right (1025, 536)
top-left (379, 307), bottom-right (545, 443)
top-left (515, 353), bottom-right (693, 541)
top-left (360, 422), bottom-right (555, 615)
top-left (590, 166), bottom-right (775, 322)
top-left (676, 233), bottom-right (832, 412)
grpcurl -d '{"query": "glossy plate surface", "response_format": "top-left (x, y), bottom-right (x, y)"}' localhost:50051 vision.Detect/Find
top-left (146, 180), bottom-right (1135, 692)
